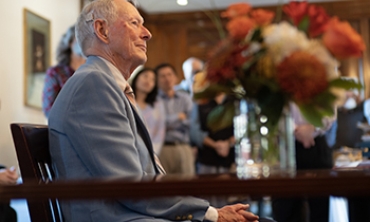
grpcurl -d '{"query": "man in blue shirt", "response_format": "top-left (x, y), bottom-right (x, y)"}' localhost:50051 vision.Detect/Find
top-left (156, 63), bottom-right (196, 175)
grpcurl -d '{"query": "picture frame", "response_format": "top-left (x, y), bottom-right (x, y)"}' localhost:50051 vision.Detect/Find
top-left (80, 0), bottom-right (93, 11)
top-left (23, 9), bottom-right (51, 109)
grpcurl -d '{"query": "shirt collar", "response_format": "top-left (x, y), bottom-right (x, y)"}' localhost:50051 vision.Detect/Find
top-left (97, 56), bottom-right (130, 93)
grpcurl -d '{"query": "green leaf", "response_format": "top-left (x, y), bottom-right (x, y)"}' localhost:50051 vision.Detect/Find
top-left (297, 90), bottom-right (338, 127)
top-left (207, 101), bottom-right (235, 132)
top-left (297, 16), bottom-right (309, 33)
top-left (250, 28), bottom-right (263, 42)
top-left (329, 78), bottom-right (363, 90)
top-left (311, 91), bottom-right (337, 116)
top-left (298, 104), bottom-right (324, 127)
top-left (313, 103), bottom-right (335, 118)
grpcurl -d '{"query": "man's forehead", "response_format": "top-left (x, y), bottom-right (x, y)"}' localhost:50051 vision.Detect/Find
top-left (117, 0), bottom-right (143, 21)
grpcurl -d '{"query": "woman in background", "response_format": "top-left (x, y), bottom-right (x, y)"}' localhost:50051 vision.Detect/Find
top-left (42, 25), bottom-right (85, 117)
top-left (131, 68), bottom-right (166, 155)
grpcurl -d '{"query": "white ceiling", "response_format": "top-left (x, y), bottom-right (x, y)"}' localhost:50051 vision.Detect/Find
top-left (136, 0), bottom-right (340, 14)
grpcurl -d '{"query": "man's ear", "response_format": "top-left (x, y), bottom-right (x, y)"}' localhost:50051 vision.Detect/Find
top-left (93, 19), bottom-right (109, 43)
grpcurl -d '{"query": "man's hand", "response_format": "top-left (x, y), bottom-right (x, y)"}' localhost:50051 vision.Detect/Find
top-left (214, 140), bottom-right (230, 157)
top-left (294, 124), bottom-right (315, 148)
top-left (178, 112), bottom-right (187, 121)
top-left (217, 204), bottom-right (259, 222)
top-left (0, 167), bottom-right (18, 185)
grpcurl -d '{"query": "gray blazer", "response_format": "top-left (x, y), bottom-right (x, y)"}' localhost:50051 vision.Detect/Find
top-left (49, 56), bottom-right (209, 222)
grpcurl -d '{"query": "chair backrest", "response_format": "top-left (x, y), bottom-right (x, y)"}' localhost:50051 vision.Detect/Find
top-left (10, 123), bottom-right (63, 222)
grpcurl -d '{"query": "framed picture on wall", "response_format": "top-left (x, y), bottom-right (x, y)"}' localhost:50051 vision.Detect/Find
top-left (80, 0), bottom-right (93, 11)
top-left (23, 9), bottom-right (51, 109)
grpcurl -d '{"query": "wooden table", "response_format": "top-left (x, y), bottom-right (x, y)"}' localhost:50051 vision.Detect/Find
top-left (1, 169), bottom-right (370, 202)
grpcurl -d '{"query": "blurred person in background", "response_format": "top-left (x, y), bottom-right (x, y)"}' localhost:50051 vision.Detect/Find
top-left (156, 63), bottom-right (196, 175)
top-left (335, 77), bottom-right (365, 149)
top-left (191, 71), bottom-right (236, 206)
top-left (176, 57), bottom-right (204, 95)
top-left (131, 67), bottom-right (165, 155)
top-left (42, 25), bottom-right (86, 117)
top-left (272, 103), bottom-right (337, 222)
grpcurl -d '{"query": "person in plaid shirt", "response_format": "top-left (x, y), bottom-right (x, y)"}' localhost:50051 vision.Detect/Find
top-left (42, 25), bottom-right (85, 117)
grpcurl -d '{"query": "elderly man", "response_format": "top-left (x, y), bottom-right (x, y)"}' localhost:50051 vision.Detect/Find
top-left (48, 0), bottom-right (259, 221)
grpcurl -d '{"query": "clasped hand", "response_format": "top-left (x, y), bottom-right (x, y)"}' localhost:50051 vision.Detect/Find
top-left (294, 124), bottom-right (315, 148)
top-left (0, 167), bottom-right (18, 185)
top-left (217, 204), bottom-right (259, 222)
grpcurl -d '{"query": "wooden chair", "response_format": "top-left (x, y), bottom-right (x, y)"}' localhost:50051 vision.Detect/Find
top-left (10, 123), bottom-right (63, 222)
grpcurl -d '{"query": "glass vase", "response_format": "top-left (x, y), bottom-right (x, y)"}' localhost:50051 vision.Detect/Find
top-left (234, 99), bottom-right (296, 178)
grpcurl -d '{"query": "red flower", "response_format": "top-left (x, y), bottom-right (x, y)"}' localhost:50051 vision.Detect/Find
top-left (250, 9), bottom-right (275, 26)
top-left (221, 3), bottom-right (251, 19)
top-left (323, 17), bottom-right (366, 59)
top-left (226, 17), bottom-right (255, 40)
top-left (207, 39), bottom-right (248, 83)
top-left (277, 51), bottom-right (328, 103)
top-left (307, 5), bottom-right (330, 37)
top-left (283, 1), bottom-right (309, 25)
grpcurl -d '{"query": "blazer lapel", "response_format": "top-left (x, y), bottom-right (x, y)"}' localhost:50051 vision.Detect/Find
top-left (129, 103), bottom-right (160, 174)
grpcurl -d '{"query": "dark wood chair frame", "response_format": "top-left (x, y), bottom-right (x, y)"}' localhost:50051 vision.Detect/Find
top-left (10, 123), bottom-right (63, 222)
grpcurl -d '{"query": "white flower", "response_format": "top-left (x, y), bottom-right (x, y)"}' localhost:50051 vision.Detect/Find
top-left (242, 42), bottom-right (261, 57)
top-left (306, 40), bottom-right (340, 80)
top-left (262, 21), bottom-right (309, 64)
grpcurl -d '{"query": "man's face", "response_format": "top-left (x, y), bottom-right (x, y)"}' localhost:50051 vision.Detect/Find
top-left (108, 0), bottom-right (152, 71)
top-left (135, 70), bottom-right (156, 94)
top-left (157, 66), bottom-right (178, 92)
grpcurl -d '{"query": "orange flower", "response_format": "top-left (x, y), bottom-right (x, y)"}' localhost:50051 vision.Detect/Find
top-left (221, 3), bottom-right (251, 19)
top-left (277, 51), bottom-right (328, 103)
top-left (207, 39), bottom-right (248, 83)
top-left (207, 40), bottom-right (235, 83)
top-left (250, 9), bottom-right (275, 26)
top-left (323, 17), bottom-right (366, 59)
top-left (283, 1), bottom-right (309, 25)
top-left (308, 5), bottom-right (330, 37)
top-left (227, 17), bottom-right (255, 40)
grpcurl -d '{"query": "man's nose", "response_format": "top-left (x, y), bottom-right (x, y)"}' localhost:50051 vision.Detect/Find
top-left (142, 26), bottom-right (152, 41)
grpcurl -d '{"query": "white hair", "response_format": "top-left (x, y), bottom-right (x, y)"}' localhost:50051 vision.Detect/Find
top-left (182, 57), bottom-right (204, 81)
top-left (75, 0), bottom-right (137, 55)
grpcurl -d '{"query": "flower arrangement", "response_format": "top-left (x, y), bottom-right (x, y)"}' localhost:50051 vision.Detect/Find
top-left (194, 1), bottom-right (365, 132)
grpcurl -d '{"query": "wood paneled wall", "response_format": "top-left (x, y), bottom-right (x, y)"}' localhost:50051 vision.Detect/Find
top-left (142, 0), bottom-right (370, 97)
